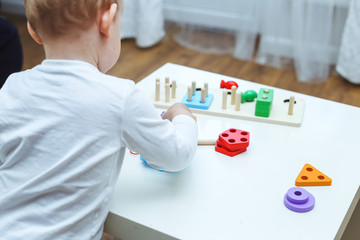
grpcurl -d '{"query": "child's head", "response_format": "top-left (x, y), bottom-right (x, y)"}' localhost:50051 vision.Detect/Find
top-left (25, 0), bottom-right (120, 39)
top-left (24, 0), bottom-right (123, 73)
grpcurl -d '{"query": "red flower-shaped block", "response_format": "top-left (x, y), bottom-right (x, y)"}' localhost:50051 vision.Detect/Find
top-left (215, 140), bottom-right (247, 157)
top-left (218, 129), bottom-right (250, 152)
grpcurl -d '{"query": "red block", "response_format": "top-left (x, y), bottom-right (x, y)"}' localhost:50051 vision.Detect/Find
top-left (218, 129), bottom-right (250, 152)
top-left (215, 140), bottom-right (247, 157)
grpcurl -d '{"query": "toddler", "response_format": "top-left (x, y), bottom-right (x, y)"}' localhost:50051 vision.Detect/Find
top-left (0, 0), bottom-right (198, 239)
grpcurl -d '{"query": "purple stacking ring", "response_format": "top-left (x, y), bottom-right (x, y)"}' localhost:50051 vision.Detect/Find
top-left (284, 187), bottom-right (315, 213)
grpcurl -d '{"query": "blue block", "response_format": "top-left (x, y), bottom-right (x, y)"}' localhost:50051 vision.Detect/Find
top-left (140, 156), bottom-right (165, 172)
top-left (181, 92), bottom-right (214, 110)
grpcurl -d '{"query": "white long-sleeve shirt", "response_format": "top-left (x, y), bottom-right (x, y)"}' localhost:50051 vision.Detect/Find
top-left (0, 60), bottom-right (198, 240)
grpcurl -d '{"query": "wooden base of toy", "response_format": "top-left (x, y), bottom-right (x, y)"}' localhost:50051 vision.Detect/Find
top-left (151, 84), bottom-right (305, 127)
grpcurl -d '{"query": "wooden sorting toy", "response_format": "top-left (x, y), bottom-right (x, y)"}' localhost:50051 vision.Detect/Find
top-left (295, 164), bottom-right (332, 186)
top-left (151, 78), bottom-right (305, 127)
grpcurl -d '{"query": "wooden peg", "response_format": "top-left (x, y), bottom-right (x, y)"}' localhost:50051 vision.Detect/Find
top-left (222, 90), bottom-right (227, 109)
top-left (201, 88), bottom-right (206, 103)
top-left (165, 83), bottom-right (170, 102)
top-left (288, 96), bottom-right (295, 115)
top-left (198, 139), bottom-right (216, 145)
top-left (187, 86), bottom-right (192, 102)
top-left (155, 81), bottom-right (160, 101)
top-left (192, 81), bottom-right (196, 96)
top-left (171, 80), bottom-right (176, 99)
top-left (165, 77), bottom-right (170, 85)
top-left (231, 86), bottom-right (236, 105)
top-left (235, 92), bottom-right (241, 111)
top-left (204, 82), bottom-right (209, 97)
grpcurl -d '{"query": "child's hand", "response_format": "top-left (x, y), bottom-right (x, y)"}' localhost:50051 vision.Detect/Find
top-left (161, 103), bottom-right (196, 122)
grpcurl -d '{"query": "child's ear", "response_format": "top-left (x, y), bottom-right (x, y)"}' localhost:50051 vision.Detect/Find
top-left (27, 22), bottom-right (43, 45)
top-left (99, 3), bottom-right (118, 39)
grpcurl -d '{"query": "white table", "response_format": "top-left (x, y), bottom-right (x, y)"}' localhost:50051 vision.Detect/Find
top-left (105, 63), bottom-right (360, 240)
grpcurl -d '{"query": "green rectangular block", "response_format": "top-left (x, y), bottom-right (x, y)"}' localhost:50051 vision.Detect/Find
top-left (255, 88), bottom-right (274, 118)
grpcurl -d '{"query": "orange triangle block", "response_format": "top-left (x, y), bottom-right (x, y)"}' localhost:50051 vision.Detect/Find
top-left (295, 164), bottom-right (332, 186)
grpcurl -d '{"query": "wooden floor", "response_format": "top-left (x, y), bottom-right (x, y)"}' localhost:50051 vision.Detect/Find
top-left (2, 13), bottom-right (360, 240)
top-left (3, 13), bottom-right (360, 108)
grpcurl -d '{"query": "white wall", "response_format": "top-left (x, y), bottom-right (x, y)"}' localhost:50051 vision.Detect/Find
top-left (0, 0), bottom-right (25, 15)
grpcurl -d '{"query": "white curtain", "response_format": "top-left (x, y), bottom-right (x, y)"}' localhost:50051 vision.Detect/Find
top-left (121, 0), bottom-right (165, 47)
top-left (168, 0), bottom-right (350, 83)
top-left (336, 0), bottom-right (360, 84)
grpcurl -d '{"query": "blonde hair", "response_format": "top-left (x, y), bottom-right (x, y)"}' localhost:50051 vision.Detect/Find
top-left (25, 0), bottom-right (118, 38)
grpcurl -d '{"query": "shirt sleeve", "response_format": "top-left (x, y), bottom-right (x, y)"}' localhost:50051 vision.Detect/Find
top-left (121, 85), bottom-right (198, 172)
